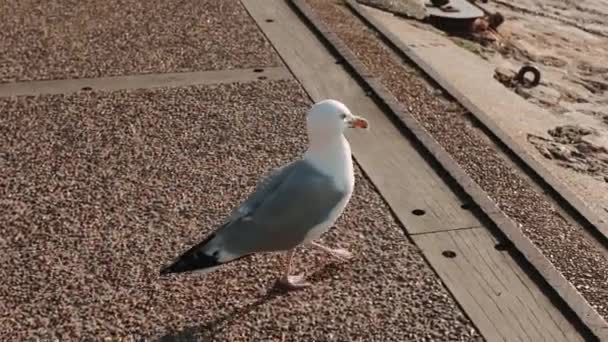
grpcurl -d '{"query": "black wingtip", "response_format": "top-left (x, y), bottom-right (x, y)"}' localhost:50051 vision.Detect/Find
top-left (159, 233), bottom-right (220, 277)
top-left (159, 248), bottom-right (222, 276)
top-left (159, 265), bottom-right (175, 276)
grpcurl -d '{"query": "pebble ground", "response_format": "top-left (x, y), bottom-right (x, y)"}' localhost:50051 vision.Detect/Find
top-left (0, 0), bottom-right (280, 83)
top-left (305, 0), bottom-right (608, 318)
top-left (0, 80), bottom-right (482, 341)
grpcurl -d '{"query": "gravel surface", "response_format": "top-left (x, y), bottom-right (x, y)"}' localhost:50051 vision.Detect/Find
top-left (0, 80), bottom-right (481, 341)
top-left (304, 0), bottom-right (608, 318)
top-left (0, 0), bottom-right (280, 83)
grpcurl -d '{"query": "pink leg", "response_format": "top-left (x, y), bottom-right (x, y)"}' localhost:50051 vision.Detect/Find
top-left (311, 242), bottom-right (353, 261)
top-left (277, 249), bottom-right (311, 290)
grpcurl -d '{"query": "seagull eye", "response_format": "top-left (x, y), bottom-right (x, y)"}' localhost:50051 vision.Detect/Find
top-left (339, 113), bottom-right (347, 119)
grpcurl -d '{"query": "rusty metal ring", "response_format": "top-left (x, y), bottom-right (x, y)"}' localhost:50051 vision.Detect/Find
top-left (516, 65), bottom-right (541, 88)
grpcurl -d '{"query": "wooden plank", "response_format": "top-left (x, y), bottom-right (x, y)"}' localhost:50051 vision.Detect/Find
top-left (412, 228), bottom-right (584, 342)
top-left (0, 67), bottom-right (291, 97)
top-left (242, 0), bottom-right (480, 235)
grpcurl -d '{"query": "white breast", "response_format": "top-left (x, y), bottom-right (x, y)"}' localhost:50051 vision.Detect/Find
top-left (302, 135), bottom-right (355, 242)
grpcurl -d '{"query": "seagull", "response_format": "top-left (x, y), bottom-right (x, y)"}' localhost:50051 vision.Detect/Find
top-left (159, 99), bottom-right (369, 289)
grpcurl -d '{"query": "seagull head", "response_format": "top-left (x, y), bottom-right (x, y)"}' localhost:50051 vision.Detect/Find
top-left (306, 99), bottom-right (369, 139)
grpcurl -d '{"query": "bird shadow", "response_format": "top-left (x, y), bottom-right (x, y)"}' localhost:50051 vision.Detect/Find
top-left (157, 262), bottom-right (345, 342)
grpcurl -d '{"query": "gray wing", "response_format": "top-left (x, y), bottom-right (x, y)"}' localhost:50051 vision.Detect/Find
top-left (222, 160), bottom-right (299, 225)
top-left (209, 160), bottom-right (347, 260)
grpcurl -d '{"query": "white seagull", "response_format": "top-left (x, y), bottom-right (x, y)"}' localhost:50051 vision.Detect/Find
top-left (160, 99), bottom-right (369, 289)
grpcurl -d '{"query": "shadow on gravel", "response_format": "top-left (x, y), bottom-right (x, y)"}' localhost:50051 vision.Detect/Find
top-left (158, 262), bottom-right (344, 342)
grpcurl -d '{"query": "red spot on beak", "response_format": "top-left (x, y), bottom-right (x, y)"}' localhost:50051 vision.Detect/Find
top-left (351, 117), bottom-right (369, 129)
